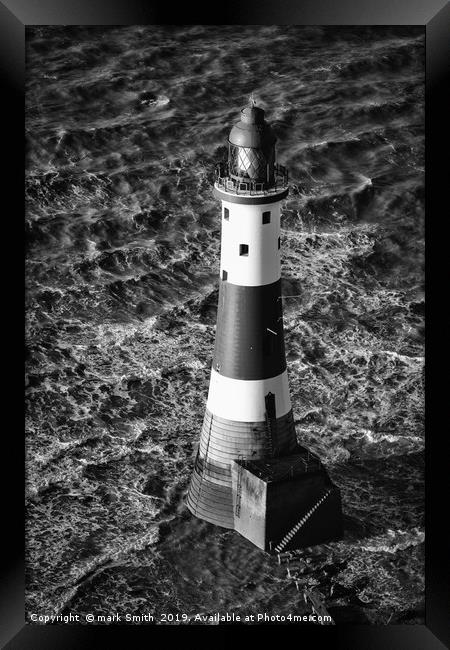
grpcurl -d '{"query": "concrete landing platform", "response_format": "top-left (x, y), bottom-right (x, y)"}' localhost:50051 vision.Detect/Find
top-left (231, 447), bottom-right (343, 552)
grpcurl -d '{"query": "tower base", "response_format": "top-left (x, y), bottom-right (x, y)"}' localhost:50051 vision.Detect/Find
top-left (187, 442), bottom-right (343, 552)
top-left (186, 407), bottom-right (298, 530)
top-left (231, 447), bottom-right (343, 553)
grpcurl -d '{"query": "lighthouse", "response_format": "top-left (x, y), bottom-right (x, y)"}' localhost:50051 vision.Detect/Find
top-left (187, 102), bottom-right (343, 553)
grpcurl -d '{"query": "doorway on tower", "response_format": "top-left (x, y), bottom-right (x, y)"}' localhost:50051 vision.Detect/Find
top-left (265, 392), bottom-right (276, 418)
top-left (265, 392), bottom-right (277, 457)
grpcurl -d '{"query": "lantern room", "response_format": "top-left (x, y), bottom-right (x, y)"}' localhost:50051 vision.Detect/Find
top-left (214, 103), bottom-right (289, 198)
top-left (228, 105), bottom-right (276, 186)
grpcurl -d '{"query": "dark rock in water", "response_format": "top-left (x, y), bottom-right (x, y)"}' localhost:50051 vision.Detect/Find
top-left (409, 300), bottom-right (424, 316)
top-left (330, 582), bottom-right (354, 598)
top-left (142, 475), bottom-right (165, 499)
top-left (299, 410), bottom-right (325, 425)
top-left (353, 182), bottom-right (375, 218)
top-left (198, 289), bottom-right (219, 324)
top-left (136, 301), bottom-right (156, 317)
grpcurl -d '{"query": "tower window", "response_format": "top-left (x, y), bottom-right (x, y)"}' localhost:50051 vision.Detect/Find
top-left (278, 236), bottom-right (281, 249)
top-left (224, 207), bottom-right (229, 221)
top-left (262, 211), bottom-right (271, 224)
top-left (239, 244), bottom-right (249, 256)
top-left (222, 270), bottom-right (228, 281)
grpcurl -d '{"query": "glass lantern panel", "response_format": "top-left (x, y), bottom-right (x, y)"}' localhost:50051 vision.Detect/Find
top-left (230, 145), bottom-right (267, 180)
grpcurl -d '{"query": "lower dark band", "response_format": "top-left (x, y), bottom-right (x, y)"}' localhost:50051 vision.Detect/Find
top-left (213, 279), bottom-right (287, 380)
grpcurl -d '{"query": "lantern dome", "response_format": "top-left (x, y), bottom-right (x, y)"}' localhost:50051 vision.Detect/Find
top-left (228, 106), bottom-right (277, 149)
top-left (228, 105), bottom-right (277, 184)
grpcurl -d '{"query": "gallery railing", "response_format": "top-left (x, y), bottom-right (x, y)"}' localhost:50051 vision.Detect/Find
top-left (214, 162), bottom-right (288, 195)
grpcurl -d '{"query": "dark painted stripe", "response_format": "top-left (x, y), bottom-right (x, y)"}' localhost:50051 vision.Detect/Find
top-left (213, 185), bottom-right (288, 205)
top-left (213, 279), bottom-right (287, 380)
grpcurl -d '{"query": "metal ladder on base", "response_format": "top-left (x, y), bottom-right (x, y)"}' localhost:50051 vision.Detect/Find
top-left (235, 455), bottom-right (244, 517)
top-left (264, 411), bottom-right (274, 457)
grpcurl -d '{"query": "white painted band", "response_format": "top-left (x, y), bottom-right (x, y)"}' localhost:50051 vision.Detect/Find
top-left (220, 200), bottom-right (281, 287)
top-left (206, 368), bottom-right (292, 422)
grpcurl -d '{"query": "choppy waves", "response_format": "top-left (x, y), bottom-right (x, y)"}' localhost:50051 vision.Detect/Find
top-left (25, 25), bottom-right (424, 624)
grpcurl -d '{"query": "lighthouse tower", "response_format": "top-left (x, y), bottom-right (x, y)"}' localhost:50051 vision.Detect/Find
top-left (187, 103), bottom-right (343, 552)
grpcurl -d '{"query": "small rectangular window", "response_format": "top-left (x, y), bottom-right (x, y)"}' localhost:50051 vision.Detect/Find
top-left (239, 244), bottom-right (249, 256)
top-left (222, 270), bottom-right (228, 281)
top-left (224, 207), bottom-right (229, 221)
top-left (262, 211), bottom-right (271, 224)
top-left (278, 236), bottom-right (281, 249)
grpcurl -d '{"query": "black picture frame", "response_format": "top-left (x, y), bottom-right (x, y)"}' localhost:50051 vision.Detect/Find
top-left (3, 1), bottom-right (449, 647)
